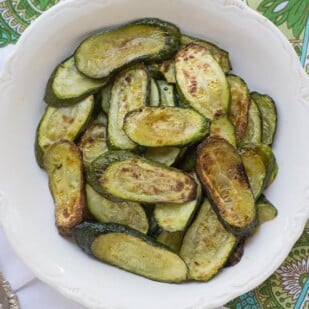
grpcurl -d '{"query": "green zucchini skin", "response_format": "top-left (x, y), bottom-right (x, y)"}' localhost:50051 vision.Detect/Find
top-left (87, 150), bottom-right (197, 204)
top-left (251, 92), bottom-right (277, 145)
top-left (72, 222), bottom-right (188, 283)
top-left (196, 137), bottom-right (257, 236)
top-left (35, 95), bottom-right (94, 168)
top-left (100, 82), bottom-right (113, 114)
top-left (44, 57), bottom-right (108, 107)
top-left (180, 199), bottom-right (237, 281)
top-left (181, 34), bottom-right (232, 73)
top-left (75, 18), bottom-right (181, 79)
top-left (175, 43), bottom-right (230, 121)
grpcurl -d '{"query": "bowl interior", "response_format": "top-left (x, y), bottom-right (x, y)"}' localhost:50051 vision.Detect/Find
top-left (0, 0), bottom-right (308, 308)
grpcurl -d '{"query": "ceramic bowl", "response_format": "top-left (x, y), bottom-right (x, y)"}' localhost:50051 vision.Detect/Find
top-left (0, 0), bottom-right (309, 308)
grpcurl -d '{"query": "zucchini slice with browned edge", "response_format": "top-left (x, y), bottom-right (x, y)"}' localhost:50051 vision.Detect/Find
top-left (157, 80), bottom-right (177, 107)
top-left (124, 107), bottom-right (209, 147)
top-left (154, 173), bottom-right (202, 232)
top-left (44, 141), bottom-right (85, 236)
top-left (241, 98), bottom-right (262, 145)
top-left (75, 18), bottom-right (181, 79)
top-left (35, 95), bottom-right (94, 168)
top-left (227, 75), bottom-right (251, 144)
top-left (79, 121), bottom-right (108, 168)
top-left (149, 78), bottom-right (160, 107)
top-left (108, 63), bottom-right (149, 150)
top-left (44, 57), bottom-right (108, 107)
top-left (175, 43), bottom-right (230, 120)
top-left (181, 34), bottom-right (232, 73)
top-left (144, 147), bottom-right (182, 166)
top-left (159, 59), bottom-right (176, 83)
top-left (225, 237), bottom-right (246, 267)
top-left (86, 185), bottom-right (148, 233)
top-left (251, 92), bottom-right (277, 145)
top-left (257, 195), bottom-right (278, 224)
top-left (239, 144), bottom-right (276, 199)
top-left (87, 150), bottom-right (197, 204)
top-left (180, 199), bottom-right (237, 281)
top-left (156, 231), bottom-right (184, 252)
top-left (196, 137), bottom-right (257, 236)
top-left (72, 222), bottom-right (188, 283)
top-left (210, 115), bottom-right (236, 147)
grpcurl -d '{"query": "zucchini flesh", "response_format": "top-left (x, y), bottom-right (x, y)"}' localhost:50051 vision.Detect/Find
top-left (44, 141), bottom-right (85, 236)
top-left (75, 18), bottom-right (181, 79)
top-left (225, 237), bottom-right (245, 267)
top-left (44, 57), bottom-right (107, 107)
top-left (157, 80), bottom-right (176, 107)
top-left (154, 173), bottom-right (202, 232)
top-left (101, 82), bottom-right (113, 114)
top-left (257, 195), bottom-right (278, 224)
top-left (73, 222), bottom-right (188, 283)
top-left (227, 75), bottom-right (251, 144)
top-left (159, 59), bottom-right (176, 83)
top-left (108, 64), bottom-right (149, 150)
top-left (79, 122), bottom-right (108, 167)
top-left (144, 147), bottom-right (182, 166)
top-left (180, 199), bottom-right (237, 281)
top-left (241, 98), bottom-right (262, 144)
top-left (210, 115), bottom-right (236, 147)
top-left (124, 107), bottom-right (209, 147)
top-left (196, 137), bottom-right (256, 236)
top-left (35, 95), bottom-right (94, 167)
top-left (251, 92), bottom-right (277, 145)
top-left (156, 231), bottom-right (184, 252)
top-left (86, 185), bottom-right (148, 234)
top-left (175, 43), bottom-right (230, 120)
top-left (181, 34), bottom-right (231, 73)
top-left (149, 78), bottom-right (160, 107)
top-left (87, 151), bottom-right (197, 204)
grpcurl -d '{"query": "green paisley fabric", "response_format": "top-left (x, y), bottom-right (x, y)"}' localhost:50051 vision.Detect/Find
top-left (0, 1), bottom-right (308, 308)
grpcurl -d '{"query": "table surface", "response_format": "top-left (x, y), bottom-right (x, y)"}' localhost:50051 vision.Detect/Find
top-left (0, 1), bottom-right (308, 308)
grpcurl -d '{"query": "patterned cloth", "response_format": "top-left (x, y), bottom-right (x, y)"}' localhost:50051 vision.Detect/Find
top-left (0, 1), bottom-right (308, 308)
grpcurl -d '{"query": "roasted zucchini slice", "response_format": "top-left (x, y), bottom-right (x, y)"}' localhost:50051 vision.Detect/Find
top-left (180, 199), bottom-right (237, 281)
top-left (44, 57), bottom-right (108, 107)
top-left (227, 75), bottom-right (251, 144)
top-left (35, 95), bottom-right (94, 167)
top-left (79, 121), bottom-right (108, 167)
top-left (225, 237), bottom-right (246, 267)
top-left (101, 82), bottom-right (113, 114)
top-left (175, 43), bottom-right (230, 120)
top-left (241, 98), bottom-right (262, 144)
top-left (210, 115), bottom-right (236, 147)
top-left (87, 151), bottom-right (197, 204)
top-left (175, 144), bottom-right (197, 172)
top-left (267, 160), bottom-right (278, 188)
top-left (156, 231), bottom-right (184, 252)
top-left (149, 78), bottom-right (160, 107)
top-left (86, 185), bottom-right (148, 233)
top-left (157, 80), bottom-right (177, 107)
top-left (73, 222), bottom-right (188, 283)
top-left (239, 144), bottom-right (276, 199)
top-left (108, 63), bottom-right (149, 150)
top-left (154, 173), bottom-right (202, 232)
top-left (257, 195), bottom-right (278, 224)
top-left (44, 141), bottom-right (85, 236)
top-left (75, 18), bottom-right (181, 79)
top-left (181, 34), bottom-right (232, 73)
top-left (158, 59), bottom-right (176, 83)
top-left (144, 147), bottom-right (182, 166)
top-left (196, 137), bottom-right (257, 236)
top-left (124, 107), bottom-right (209, 147)
top-left (251, 92), bottom-right (277, 145)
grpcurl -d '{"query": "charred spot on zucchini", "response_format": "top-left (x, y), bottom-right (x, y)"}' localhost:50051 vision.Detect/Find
top-left (72, 222), bottom-right (188, 283)
top-left (196, 137), bottom-right (257, 236)
top-left (225, 237), bottom-right (246, 267)
top-left (75, 18), bottom-right (181, 79)
top-left (44, 57), bottom-right (108, 107)
top-left (181, 34), bottom-right (232, 73)
top-left (175, 43), bottom-right (230, 120)
top-left (180, 199), bottom-right (237, 281)
top-left (108, 63), bottom-right (149, 150)
top-left (227, 75), bottom-right (251, 144)
top-left (124, 107), bottom-right (209, 147)
top-left (251, 92), bottom-right (277, 145)
top-left (210, 115), bottom-right (236, 147)
top-left (44, 141), bottom-right (85, 236)
top-left (87, 151), bottom-right (197, 204)
top-left (35, 95), bottom-right (94, 168)
top-left (86, 184), bottom-right (148, 233)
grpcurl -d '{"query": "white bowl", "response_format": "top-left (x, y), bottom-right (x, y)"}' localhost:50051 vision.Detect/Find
top-left (0, 0), bottom-right (309, 308)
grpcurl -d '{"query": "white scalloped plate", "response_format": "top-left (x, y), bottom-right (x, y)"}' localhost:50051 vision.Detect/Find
top-left (0, 0), bottom-right (309, 308)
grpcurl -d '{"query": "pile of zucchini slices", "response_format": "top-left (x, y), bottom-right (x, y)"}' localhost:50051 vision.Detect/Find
top-left (35, 18), bottom-right (278, 283)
